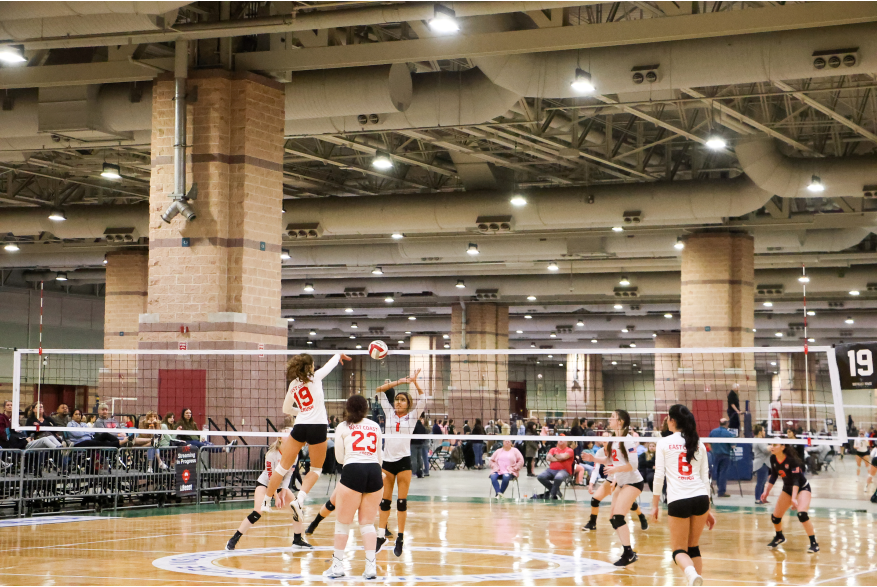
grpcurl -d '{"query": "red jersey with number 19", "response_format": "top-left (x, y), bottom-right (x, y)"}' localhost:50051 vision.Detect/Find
top-left (335, 420), bottom-right (383, 466)
top-left (653, 432), bottom-right (710, 503)
top-left (282, 354), bottom-right (341, 425)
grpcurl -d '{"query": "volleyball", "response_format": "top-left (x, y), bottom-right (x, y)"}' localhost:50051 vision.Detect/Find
top-left (368, 340), bottom-right (388, 360)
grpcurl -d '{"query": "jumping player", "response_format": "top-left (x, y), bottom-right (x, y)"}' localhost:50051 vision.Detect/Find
top-left (651, 404), bottom-right (716, 587)
top-left (375, 369), bottom-right (427, 556)
top-left (762, 443), bottom-right (819, 553)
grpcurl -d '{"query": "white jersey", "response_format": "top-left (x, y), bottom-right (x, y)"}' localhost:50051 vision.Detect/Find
top-left (380, 391), bottom-right (427, 462)
top-left (855, 438), bottom-right (870, 452)
top-left (257, 449), bottom-right (293, 491)
top-left (335, 419), bottom-right (383, 467)
top-left (589, 448), bottom-right (607, 488)
top-left (607, 436), bottom-right (643, 486)
top-left (282, 354), bottom-right (341, 426)
top-left (653, 432), bottom-right (710, 503)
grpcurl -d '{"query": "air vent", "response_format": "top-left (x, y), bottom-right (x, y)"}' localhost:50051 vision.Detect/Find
top-left (343, 287), bottom-right (368, 298)
top-left (475, 215), bottom-right (514, 234)
top-left (614, 286), bottom-right (639, 298)
top-left (103, 227), bottom-right (139, 243)
top-left (631, 64), bottom-right (660, 84)
top-left (756, 284), bottom-right (784, 295)
top-left (622, 210), bottom-right (642, 224)
top-left (556, 325), bottom-right (573, 334)
top-left (867, 283), bottom-right (877, 292)
top-left (474, 288), bottom-right (500, 300)
top-left (630, 304), bottom-right (641, 311)
top-left (286, 222), bottom-right (323, 239)
top-left (421, 257), bottom-right (442, 262)
top-left (812, 47), bottom-right (858, 70)
top-left (864, 185), bottom-right (877, 199)
top-left (368, 327), bottom-right (385, 334)
top-left (788, 322), bottom-right (806, 331)
top-left (828, 301), bottom-right (845, 308)
top-left (625, 325), bottom-right (636, 332)
top-left (840, 330), bottom-right (854, 338)
top-left (766, 247), bottom-right (784, 252)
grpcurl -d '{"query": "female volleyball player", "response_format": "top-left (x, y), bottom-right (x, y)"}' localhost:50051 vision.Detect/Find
top-left (374, 369), bottom-right (427, 556)
top-left (226, 418), bottom-right (311, 551)
top-left (866, 444), bottom-right (877, 487)
top-left (321, 394), bottom-right (384, 580)
top-left (264, 352), bottom-right (350, 521)
top-left (853, 430), bottom-right (870, 475)
top-left (581, 409), bottom-right (645, 566)
top-left (762, 443), bottom-right (819, 553)
top-left (650, 404), bottom-right (716, 587)
top-left (582, 432), bottom-right (648, 532)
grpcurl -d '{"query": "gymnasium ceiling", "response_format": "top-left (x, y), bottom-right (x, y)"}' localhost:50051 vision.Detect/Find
top-left (0, 1), bottom-right (876, 351)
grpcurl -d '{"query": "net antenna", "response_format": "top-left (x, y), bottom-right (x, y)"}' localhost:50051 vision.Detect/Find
top-left (801, 263), bottom-right (811, 432)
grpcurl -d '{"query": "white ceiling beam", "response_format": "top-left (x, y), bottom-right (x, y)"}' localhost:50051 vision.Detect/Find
top-left (0, 58), bottom-right (173, 90)
top-left (773, 80), bottom-right (877, 145)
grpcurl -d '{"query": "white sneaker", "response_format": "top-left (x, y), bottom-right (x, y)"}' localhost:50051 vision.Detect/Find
top-left (684, 566), bottom-right (703, 586)
top-left (363, 559), bottom-right (377, 580)
top-left (159, 462), bottom-right (169, 471)
top-left (147, 467), bottom-right (153, 474)
top-left (496, 493), bottom-right (503, 500)
top-left (290, 498), bottom-right (303, 522)
top-left (323, 558), bottom-right (345, 579)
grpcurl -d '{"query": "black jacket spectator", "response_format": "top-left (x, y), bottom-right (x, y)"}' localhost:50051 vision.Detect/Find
top-left (412, 419), bottom-right (428, 445)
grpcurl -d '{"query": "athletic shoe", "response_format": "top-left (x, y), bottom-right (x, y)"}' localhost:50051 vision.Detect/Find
top-left (639, 514), bottom-right (649, 531)
top-left (375, 536), bottom-right (387, 553)
top-left (147, 466), bottom-right (153, 474)
top-left (159, 462), bottom-right (169, 471)
top-left (323, 558), bottom-right (345, 578)
top-left (767, 536), bottom-right (786, 548)
top-left (384, 527), bottom-right (394, 539)
top-left (613, 551), bottom-right (638, 566)
top-left (224, 439), bottom-right (239, 453)
top-left (393, 535), bottom-right (404, 557)
top-left (305, 519), bottom-right (321, 535)
top-left (718, 493), bottom-right (731, 498)
top-left (290, 498), bottom-right (302, 522)
top-left (684, 566), bottom-right (703, 586)
top-left (291, 536), bottom-right (313, 550)
top-left (495, 493), bottom-right (503, 500)
top-left (363, 559), bottom-right (377, 580)
top-left (582, 520), bottom-right (597, 531)
top-left (225, 535), bottom-right (240, 551)
top-left (807, 543), bottom-right (820, 554)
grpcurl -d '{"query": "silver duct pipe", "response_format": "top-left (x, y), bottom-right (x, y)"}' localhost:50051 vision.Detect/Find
top-left (0, 204), bottom-right (148, 238)
top-left (23, 268), bottom-right (106, 283)
top-left (736, 138), bottom-right (877, 199)
top-left (0, 250), bottom-right (111, 269)
top-left (286, 64), bottom-right (412, 120)
top-left (161, 40), bottom-right (196, 224)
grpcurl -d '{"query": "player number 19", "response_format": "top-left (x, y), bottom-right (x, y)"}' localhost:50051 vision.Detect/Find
top-left (848, 349), bottom-right (874, 377)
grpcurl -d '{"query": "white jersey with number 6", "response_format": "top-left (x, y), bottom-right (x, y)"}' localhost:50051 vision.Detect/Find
top-left (282, 354), bottom-right (341, 425)
top-left (335, 419), bottom-right (383, 466)
top-left (653, 432), bottom-right (710, 503)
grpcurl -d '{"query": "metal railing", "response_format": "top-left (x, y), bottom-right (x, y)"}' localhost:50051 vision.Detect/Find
top-left (0, 445), bottom-right (269, 518)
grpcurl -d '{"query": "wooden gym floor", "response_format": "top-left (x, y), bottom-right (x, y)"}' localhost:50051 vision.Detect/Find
top-left (0, 490), bottom-right (875, 586)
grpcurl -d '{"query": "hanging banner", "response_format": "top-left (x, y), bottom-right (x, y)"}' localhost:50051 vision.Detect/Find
top-left (836, 342), bottom-right (877, 390)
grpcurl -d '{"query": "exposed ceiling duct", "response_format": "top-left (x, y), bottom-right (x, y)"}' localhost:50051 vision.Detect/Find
top-left (0, 250), bottom-right (111, 269)
top-left (0, 204), bottom-right (148, 239)
top-left (472, 22), bottom-right (877, 99)
top-left (22, 268), bottom-right (106, 284)
top-left (735, 137), bottom-right (877, 199)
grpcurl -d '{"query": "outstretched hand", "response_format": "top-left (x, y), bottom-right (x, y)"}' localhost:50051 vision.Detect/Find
top-left (339, 354), bottom-right (352, 364)
top-left (651, 507), bottom-right (660, 522)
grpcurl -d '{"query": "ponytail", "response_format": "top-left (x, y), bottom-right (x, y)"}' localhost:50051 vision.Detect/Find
top-left (669, 404), bottom-right (699, 463)
top-left (608, 409), bottom-right (631, 463)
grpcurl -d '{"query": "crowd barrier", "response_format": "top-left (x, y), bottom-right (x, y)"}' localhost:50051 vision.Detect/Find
top-left (0, 445), bottom-right (269, 517)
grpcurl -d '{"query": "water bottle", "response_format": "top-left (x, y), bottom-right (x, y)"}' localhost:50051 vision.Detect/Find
top-left (201, 424), bottom-right (208, 443)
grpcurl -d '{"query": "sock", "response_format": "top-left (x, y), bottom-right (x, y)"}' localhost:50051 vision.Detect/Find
top-left (333, 549), bottom-right (344, 562)
top-left (397, 532), bottom-right (404, 540)
top-left (809, 535), bottom-right (817, 545)
top-left (622, 545), bottom-right (633, 556)
top-left (589, 514), bottom-right (598, 523)
top-left (297, 490), bottom-right (308, 505)
top-left (365, 550), bottom-right (376, 562)
top-left (294, 533), bottom-right (301, 542)
top-left (313, 513), bottom-right (325, 524)
top-left (775, 531), bottom-right (785, 540)
top-left (684, 566), bottom-right (699, 580)
top-left (377, 527), bottom-right (386, 538)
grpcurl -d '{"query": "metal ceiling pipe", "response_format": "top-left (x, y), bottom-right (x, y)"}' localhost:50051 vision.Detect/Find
top-left (472, 22), bottom-right (877, 99)
top-left (23, 268), bottom-right (106, 282)
top-left (0, 204), bottom-right (148, 239)
top-left (735, 137), bottom-right (877, 199)
top-left (0, 250), bottom-right (111, 269)
top-left (0, 2), bottom-right (189, 20)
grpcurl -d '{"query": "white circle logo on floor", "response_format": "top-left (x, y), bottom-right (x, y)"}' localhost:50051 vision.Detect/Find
top-left (153, 546), bottom-right (617, 582)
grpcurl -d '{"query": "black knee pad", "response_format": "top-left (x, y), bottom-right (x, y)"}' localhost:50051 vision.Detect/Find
top-left (797, 511), bottom-right (809, 523)
top-left (324, 499), bottom-right (336, 512)
top-left (610, 514), bottom-right (627, 530)
top-left (771, 515), bottom-right (782, 525)
top-left (380, 499), bottom-right (392, 512)
top-left (247, 511), bottom-right (262, 524)
top-left (590, 498), bottom-right (601, 508)
top-left (687, 546), bottom-right (701, 559)
top-left (630, 502), bottom-right (639, 512)
top-left (396, 498), bottom-right (407, 512)
top-left (672, 549), bottom-right (687, 565)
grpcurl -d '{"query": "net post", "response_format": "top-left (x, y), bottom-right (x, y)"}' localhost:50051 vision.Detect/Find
top-left (11, 349), bottom-right (20, 431)
top-left (826, 346), bottom-right (848, 445)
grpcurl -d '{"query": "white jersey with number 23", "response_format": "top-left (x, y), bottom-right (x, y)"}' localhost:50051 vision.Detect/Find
top-left (335, 419), bottom-right (383, 466)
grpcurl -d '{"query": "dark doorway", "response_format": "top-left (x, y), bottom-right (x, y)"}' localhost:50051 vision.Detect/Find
top-left (508, 381), bottom-right (527, 420)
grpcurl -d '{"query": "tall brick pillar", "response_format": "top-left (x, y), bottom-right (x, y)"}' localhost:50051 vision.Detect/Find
top-left (449, 303), bottom-right (508, 423)
top-left (565, 354), bottom-right (604, 418)
top-left (410, 335), bottom-right (448, 420)
top-left (678, 232), bottom-right (756, 425)
top-left (141, 70), bottom-right (287, 430)
top-left (98, 250), bottom-right (148, 414)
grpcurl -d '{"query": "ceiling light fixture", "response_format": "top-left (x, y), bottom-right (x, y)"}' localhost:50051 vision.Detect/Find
top-left (531, 342), bottom-right (536, 348)
top-left (355, 344), bottom-right (362, 349)
top-left (612, 226), bottom-right (624, 233)
top-left (280, 249), bottom-right (290, 260)
top-left (350, 322), bottom-right (358, 329)
top-left (100, 162), bottom-right (122, 180)
top-left (443, 334), bottom-right (449, 339)
top-left (674, 237), bottom-right (685, 250)
top-left (527, 295), bottom-right (537, 301)
top-left (591, 339), bottom-right (598, 343)
top-left (48, 209), bottom-right (66, 222)
top-left (516, 330), bottom-right (523, 334)
top-left (850, 290), bottom-right (860, 296)
top-left (510, 195), bottom-right (527, 207)
top-left (428, 4), bottom-right (460, 33)
top-left (807, 174), bottom-right (824, 193)
top-left (345, 308), bottom-right (353, 313)
top-left (807, 310), bottom-right (816, 316)
top-left (405, 331), bottom-right (411, 334)
top-left (549, 332), bottom-right (557, 338)
top-left (350, 335), bottom-right (356, 339)
top-left (4, 242), bottom-right (20, 252)
top-left (372, 151), bottom-right (393, 170)
top-left (309, 330), bottom-right (317, 335)
top-left (466, 243), bottom-right (479, 255)
top-left (287, 318), bottom-right (294, 322)
top-left (619, 275), bottom-right (630, 286)
top-left (807, 338), bottom-right (816, 342)
top-left (652, 333), bottom-right (657, 338)
top-left (775, 332), bottom-right (783, 337)
top-left (763, 301), bottom-right (773, 307)
top-left (303, 282), bottom-right (314, 292)
top-left (576, 319), bottom-right (584, 327)
top-left (621, 328), bottom-right (629, 333)
top-left (613, 304), bottom-right (622, 310)
top-left (0, 46), bottom-right (26, 64)
top-left (611, 361), bottom-right (617, 366)
top-left (307, 341), bottom-right (313, 345)
top-left (547, 262), bottom-right (559, 271)
top-left (570, 67), bottom-right (595, 93)
top-left (444, 343), bottom-right (450, 349)
top-left (705, 135), bottom-right (726, 150)
top-left (391, 233), bottom-right (404, 240)
top-left (384, 296), bottom-right (394, 303)
top-left (55, 272), bottom-right (68, 281)
top-left (102, 254), bottom-right (108, 265)
top-left (845, 317), bottom-right (855, 324)
top-left (524, 315), bottom-right (532, 319)
top-left (372, 266), bottom-right (383, 275)
top-left (798, 276), bottom-right (810, 284)
top-left (398, 340), bottom-right (404, 344)
top-left (455, 280), bottom-right (466, 289)
top-left (664, 313), bottom-right (673, 318)
top-left (408, 316), bottom-right (416, 321)
top-left (630, 343), bottom-right (637, 348)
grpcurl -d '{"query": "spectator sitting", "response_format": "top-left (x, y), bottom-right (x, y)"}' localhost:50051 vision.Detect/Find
top-left (639, 442), bottom-right (656, 492)
top-left (806, 442), bottom-right (829, 475)
top-left (145, 413), bottom-right (169, 473)
top-left (93, 403), bottom-right (130, 448)
top-left (67, 409), bottom-right (94, 444)
top-left (0, 399), bottom-right (30, 450)
top-left (86, 414), bottom-right (97, 426)
top-left (432, 419), bottom-right (442, 435)
top-left (534, 437), bottom-right (574, 500)
top-left (132, 414), bottom-right (154, 448)
top-left (26, 402), bottom-right (63, 448)
top-left (176, 408), bottom-right (213, 448)
top-left (50, 404), bottom-right (71, 427)
top-left (489, 439), bottom-right (523, 499)
top-left (709, 417), bottom-right (735, 498)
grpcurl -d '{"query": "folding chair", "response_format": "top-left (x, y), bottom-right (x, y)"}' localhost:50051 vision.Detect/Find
top-left (488, 475), bottom-right (520, 500)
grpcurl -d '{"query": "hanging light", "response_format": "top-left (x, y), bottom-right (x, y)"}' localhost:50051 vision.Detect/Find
top-left (48, 209), bottom-right (67, 222)
top-left (371, 151), bottom-right (393, 170)
top-left (280, 249), bottom-right (290, 260)
top-left (613, 304), bottom-right (623, 310)
top-left (391, 233), bottom-right (404, 240)
top-left (652, 333), bottom-right (657, 338)
top-left (531, 342), bottom-right (536, 348)
top-left (428, 4), bottom-right (460, 33)
top-left (466, 243), bottom-right (479, 255)
top-left (384, 296), bottom-right (394, 303)
top-left (55, 272), bottom-right (68, 281)
top-left (4, 242), bottom-right (20, 252)
top-left (344, 308), bottom-right (353, 313)
top-left (621, 328), bottom-right (629, 333)
top-left (798, 276), bottom-right (810, 284)
top-left (371, 266), bottom-right (383, 275)
top-left (664, 313), bottom-right (673, 318)
top-left (774, 331), bottom-right (783, 337)
top-left (100, 162), bottom-right (122, 179)
top-left (591, 339), bottom-right (598, 343)
top-left (355, 344), bottom-right (362, 349)
top-left (516, 329), bottom-right (524, 334)
top-left (807, 338), bottom-right (816, 343)
top-left (549, 332), bottom-right (557, 338)
top-left (444, 343), bottom-right (450, 349)
top-left (807, 175), bottom-right (825, 193)
top-left (705, 135), bottom-right (726, 150)
top-left (398, 340), bottom-right (405, 344)
top-left (309, 330), bottom-right (317, 335)
top-left (674, 237), bottom-right (685, 250)
top-left (443, 334), bottom-right (450, 339)
top-left (570, 67), bottom-right (595, 93)
top-left (807, 310), bottom-right (816, 316)
top-left (524, 314), bottom-right (532, 319)
top-left (630, 343), bottom-right (637, 348)
top-left (350, 335), bottom-right (356, 339)
top-left (455, 280), bottom-right (466, 289)
top-left (619, 275), bottom-right (630, 286)
top-left (303, 282), bottom-right (314, 292)
top-left (408, 316), bottom-right (417, 321)
top-left (287, 318), bottom-right (295, 322)
top-left (527, 295), bottom-right (537, 301)
top-left (845, 317), bottom-right (855, 324)
top-left (0, 46), bottom-right (26, 64)
top-left (102, 254), bottom-right (108, 265)
top-left (510, 195), bottom-right (527, 207)
top-left (307, 341), bottom-right (314, 345)
top-left (351, 322), bottom-right (358, 329)
top-left (576, 319), bottom-right (584, 327)
top-left (763, 301), bottom-right (773, 307)
top-left (547, 262), bottom-right (559, 272)
top-left (611, 226), bottom-right (624, 233)
top-left (850, 290), bottom-right (860, 296)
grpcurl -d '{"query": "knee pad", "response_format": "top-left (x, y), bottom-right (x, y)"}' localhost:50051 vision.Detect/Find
top-left (797, 511), bottom-right (809, 523)
top-left (247, 511), bottom-right (262, 524)
top-left (310, 467), bottom-right (322, 478)
top-left (380, 498), bottom-right (392, 512)
top-left (396, 498), bottom-right (407, 512)
top-left (590, 498), bottom-right (601, 508)
top-left (630, 502), bottom-right (639, 512)
top-left (274, 464), bottom-right (289, 477)
top-left (324, 499), bottom-right (336, 512)
top-left (771, 515), bottom-right (782, 525)
top-left (672, 549), bottom-right (687, 565)
top-left (687, 546), bottom-right (701, 559)
top-left (360, 524), bottom-right (376, 537)
top-left (335, 522), bottom-right (351, 535)
top-left (610, 514), bottom-right (627, 530)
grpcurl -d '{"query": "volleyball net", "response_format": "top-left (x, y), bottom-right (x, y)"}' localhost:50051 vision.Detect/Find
top-left (10, 345), bottom-right (848, 446)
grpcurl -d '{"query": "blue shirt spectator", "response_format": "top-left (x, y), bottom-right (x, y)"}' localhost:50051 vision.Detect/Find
top-left (709, 421), bottom-right (735, 456)
top-left (67, 410), bottom-right (94, 442)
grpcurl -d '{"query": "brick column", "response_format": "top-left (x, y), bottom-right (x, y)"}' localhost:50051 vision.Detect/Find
top-left (140, 70), bottom-right (287, 430)
top-left (410, 335), bottom-right (448, 420)
top-left (449, 303), bottom-right (508, 423)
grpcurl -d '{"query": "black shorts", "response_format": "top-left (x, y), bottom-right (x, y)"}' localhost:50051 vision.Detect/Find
top-left (382, 456), bottom-right (412, 476)
top-left (619, 480), bottom-right (645, 492)
top-left (782, 482), bottom-right (811, 496)
top-left (871, 457), bottom-right (877, 468)
top-left (340, 462), bottom-right (384, 494)
top-left (290, 423), bottom-right (327, 445)
top-left (857, 450), bottom-right (870, 457)
top-left (256, 481), bottom-right (267, 488)
top-left (668, 495), bottom-right (711, 518)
